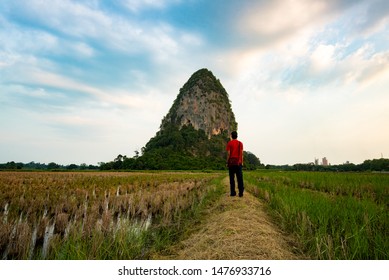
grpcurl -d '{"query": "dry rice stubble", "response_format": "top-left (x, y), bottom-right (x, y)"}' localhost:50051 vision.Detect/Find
top-left (154, 177), bottom-right (304, 260)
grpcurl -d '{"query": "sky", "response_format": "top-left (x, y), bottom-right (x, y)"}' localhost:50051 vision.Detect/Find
top-left (1, 0), bottom-right (388, 166)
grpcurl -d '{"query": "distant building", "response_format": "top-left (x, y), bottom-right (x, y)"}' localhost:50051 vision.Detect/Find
top-left (314, 158), bottom-right (319, 166)
top-left (322, 157), bottom-right (328, 166)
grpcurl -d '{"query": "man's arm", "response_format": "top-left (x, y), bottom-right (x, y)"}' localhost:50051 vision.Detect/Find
top-left (241, 142), bottom-right (244, 166)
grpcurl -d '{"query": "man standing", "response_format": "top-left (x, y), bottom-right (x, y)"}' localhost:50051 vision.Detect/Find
top-left (226, 131), bottom-right (244, 197)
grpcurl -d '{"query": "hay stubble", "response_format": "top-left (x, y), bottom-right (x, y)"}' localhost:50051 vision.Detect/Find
top-left (155, 178), bottom-right (304, 260)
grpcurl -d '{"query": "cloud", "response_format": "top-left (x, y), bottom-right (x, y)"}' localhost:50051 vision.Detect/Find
top-left (341, 45), bottom-right (389, 86)
top-left (310, 44), bottom-right (336, 72)
top-left (353, 0), bottom-right (389, 36)
top-left (224, 0), bottom-right (389, 93)
top-left (11, 0), bottom-right (111, 38)
top-left (235, 0), bottom-right (335, 48)
top-left (4, 0), bottom-right (201, 57)
top-left (118, 0), bottom-right (180, 13)
top-left (1, 0), bottom-right (204, 93)
top-left (1, 0), bottom-right (204, 105)
top-left (24, 69), bottom-right (164, 111)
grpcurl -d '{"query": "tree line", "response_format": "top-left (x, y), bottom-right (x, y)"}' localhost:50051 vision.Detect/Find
top-left (2, 158), bottom-right (388, 172)
top-left (0, 161), bottom-right (99, 171)
top-left (265, 158), bottom-right (389, 172)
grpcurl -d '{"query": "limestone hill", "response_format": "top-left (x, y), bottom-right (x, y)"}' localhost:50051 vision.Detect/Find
top-left (139, 69), bottom-right (239, 169)
top-left (161, 68), bottom-right (237, 138)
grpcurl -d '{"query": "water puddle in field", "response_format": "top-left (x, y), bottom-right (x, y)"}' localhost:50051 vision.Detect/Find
top-left (42, 222), bottom-right (55, 259)
top-left (96, 212), bottom-right (152, 236)
top-left (143, 213), bottom-right (152, 230)
top-left (125, 213), bottom-right (152, 234)
top-left (29, 227), bottom-right (37, 259)
top-left (2, 203), bottom-right (9, 223)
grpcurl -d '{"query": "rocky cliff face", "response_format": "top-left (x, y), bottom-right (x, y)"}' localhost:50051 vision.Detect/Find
top-left (161, 68), bottom-right (237, 137)
top-left (139, 68), bottom-right (238, 169)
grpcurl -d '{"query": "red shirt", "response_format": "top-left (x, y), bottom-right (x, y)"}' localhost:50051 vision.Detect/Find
top-left (226, 139), bottom-right (243, 165)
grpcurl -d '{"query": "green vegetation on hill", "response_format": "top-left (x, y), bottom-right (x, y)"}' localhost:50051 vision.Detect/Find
top-left (99, 124), bottom-right (262, 170)
top-left (140, 123), bottom-right (226, 170)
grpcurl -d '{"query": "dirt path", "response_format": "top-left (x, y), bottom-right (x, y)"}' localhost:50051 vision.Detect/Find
top-left (154, 177), bottom-right (304, 260)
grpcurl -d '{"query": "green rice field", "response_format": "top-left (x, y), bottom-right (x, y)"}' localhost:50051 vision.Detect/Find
top-left (245, 171), bottom-right (388, 259)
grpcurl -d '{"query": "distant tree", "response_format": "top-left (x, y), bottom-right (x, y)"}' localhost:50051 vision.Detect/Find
top-left (244, 151), bottom-right (262, 170)
top-left (99, 162), bottom-right (114, 170)
top-left (8, 161), bottom-right (17, 169)
top-left (79, 163), bottom-right (88, 170)
top-left (361, 158), bottom-right (389, 171)
top-left (24, 161), bottom-right (46, 169)
top-left (3, 161), bottom-right (21, 169)
top-left (115, 154), bottom-right (123, 162)
top-left (88, 164), bottom-right (98, 170)
top-left (122, 157), bottom-right (136, 169)
top-left (47, 162), bottom-right (60, 170)
top-left (67, 164), bottom-right (79, 170)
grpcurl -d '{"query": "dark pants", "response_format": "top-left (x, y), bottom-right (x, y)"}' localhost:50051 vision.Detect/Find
top-left (228, 165), bottom-right (244, 196)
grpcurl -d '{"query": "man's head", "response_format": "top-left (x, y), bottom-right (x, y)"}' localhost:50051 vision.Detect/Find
top-left (231, 131), bottom-right (238, 139)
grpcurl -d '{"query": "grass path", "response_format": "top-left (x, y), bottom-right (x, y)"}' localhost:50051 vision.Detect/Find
top-left (153, 177), bottom-right (305, 260)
